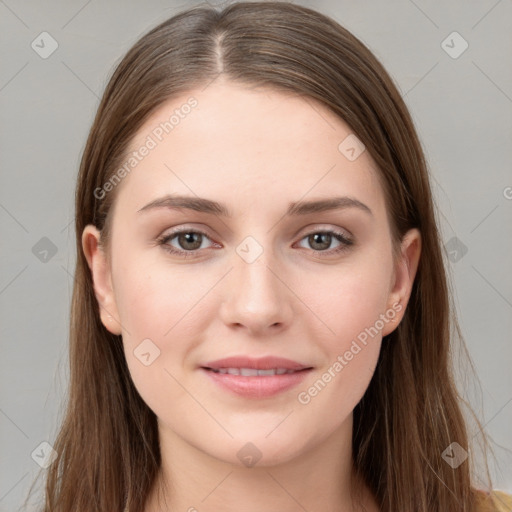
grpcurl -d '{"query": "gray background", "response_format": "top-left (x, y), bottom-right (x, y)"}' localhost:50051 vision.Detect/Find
top-left (1, 0), bottom-right (511, 509)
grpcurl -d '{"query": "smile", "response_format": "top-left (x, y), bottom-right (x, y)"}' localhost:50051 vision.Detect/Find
top-left (200, 366), bottom-right (312, 398)
top-left (206, 367), bottom-right (302, 376)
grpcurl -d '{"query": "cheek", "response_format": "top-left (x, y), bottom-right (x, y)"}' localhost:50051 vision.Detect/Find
top-left (111, 256), bottom-right (223, 405)
top-left (301, 256), bottom-right (393, 344)
top-left (296, 335), bottom-right (381, 446)
top-left (113, 271), bottom-right (194, 419)
top-left (294, 254), bottom-right (392, 413)
top-left (113, 255), bottom-right (216, 342)
top-left (294, 284), bottom-right (385, 439)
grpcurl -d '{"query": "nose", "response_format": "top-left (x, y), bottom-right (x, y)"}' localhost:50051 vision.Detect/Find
top-left (219, 251), bottom-right (293, 336)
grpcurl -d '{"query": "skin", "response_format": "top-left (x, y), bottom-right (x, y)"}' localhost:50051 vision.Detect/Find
top-left (82, 79), bottom-right (421, 512)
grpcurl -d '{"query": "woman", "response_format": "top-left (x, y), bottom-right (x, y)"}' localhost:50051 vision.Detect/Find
top-left (24, 2), bottom-right (511, 511)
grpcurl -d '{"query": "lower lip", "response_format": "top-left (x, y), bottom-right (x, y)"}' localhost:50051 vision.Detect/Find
top-left (200, 368), bottom-right (312, 399)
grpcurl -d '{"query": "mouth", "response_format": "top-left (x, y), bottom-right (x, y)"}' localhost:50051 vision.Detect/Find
top-left (199, 357), bottom-right (313, 398)
top-left (202, 367), bottom-right (310, 376)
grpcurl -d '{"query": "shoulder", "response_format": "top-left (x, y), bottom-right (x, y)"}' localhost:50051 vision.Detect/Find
top-left (473, 489), bottom-right (512, 512)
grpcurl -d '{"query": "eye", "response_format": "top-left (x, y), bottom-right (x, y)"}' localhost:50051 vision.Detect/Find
top-left (295, 229), bottom-right (353, 256)
top-left (157, 227), bottom-right (354, 259)
top-left (157, 229), bottom-right (217, 258)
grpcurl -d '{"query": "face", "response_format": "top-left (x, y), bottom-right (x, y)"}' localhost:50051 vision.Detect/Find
top-left (83, 80), bottom-right (420, 467)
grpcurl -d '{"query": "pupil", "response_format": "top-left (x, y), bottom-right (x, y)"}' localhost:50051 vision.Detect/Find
top-left (180, 232), bottom-right (201, 250)
top-left (311, 233), bottom-right (330, 250)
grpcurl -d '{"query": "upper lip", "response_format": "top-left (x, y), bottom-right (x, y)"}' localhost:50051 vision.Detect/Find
top-left (201, 356), bottom-right (312, 371)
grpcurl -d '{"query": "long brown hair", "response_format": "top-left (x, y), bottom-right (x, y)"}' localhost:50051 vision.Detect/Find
top-left (23, 2), bottom-right (496, 511)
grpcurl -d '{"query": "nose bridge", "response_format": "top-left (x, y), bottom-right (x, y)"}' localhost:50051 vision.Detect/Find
top-left (220, 236), bottom-right (292, 332)
top-left (237, 252), bottom-right (278, 301)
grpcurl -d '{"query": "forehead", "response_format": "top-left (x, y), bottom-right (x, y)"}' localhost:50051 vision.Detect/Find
top-left (114, 80), bottom-right (385, 219)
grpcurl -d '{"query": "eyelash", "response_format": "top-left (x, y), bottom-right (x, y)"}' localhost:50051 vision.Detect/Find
top-left (156, 228), bottom-right (354, 259)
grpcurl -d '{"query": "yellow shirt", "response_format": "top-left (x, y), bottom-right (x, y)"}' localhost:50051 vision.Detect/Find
top-left (474, 490), bottom-right (512, 511)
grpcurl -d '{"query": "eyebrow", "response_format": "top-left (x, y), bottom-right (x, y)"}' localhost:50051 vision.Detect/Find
top-left (137, 194), bottom-right (373, 217)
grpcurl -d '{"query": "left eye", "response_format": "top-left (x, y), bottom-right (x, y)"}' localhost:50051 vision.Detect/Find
top-left (296, 231), bottom-right (352, 253)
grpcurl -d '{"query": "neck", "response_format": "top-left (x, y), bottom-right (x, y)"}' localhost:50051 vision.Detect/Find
top-left (144, 414), bottom-right (379, 512)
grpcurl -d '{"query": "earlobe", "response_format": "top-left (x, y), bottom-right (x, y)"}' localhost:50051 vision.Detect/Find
top-left (382, 228), bottom-right (422, 336)
top-left (81, 225), bottom-right (123, 336)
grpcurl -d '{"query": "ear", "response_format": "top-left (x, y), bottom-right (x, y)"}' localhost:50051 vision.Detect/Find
top-left (81, 225), bottom-right (122, 335)
top-left (382, 228), bottom-right (421, 336)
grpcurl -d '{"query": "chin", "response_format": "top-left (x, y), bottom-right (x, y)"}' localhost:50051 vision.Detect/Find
top-left (215, 433), bottom-right (311, 469)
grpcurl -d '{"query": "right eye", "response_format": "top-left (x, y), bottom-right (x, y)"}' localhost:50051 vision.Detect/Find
top-left (157, 229), bottom-right (219, 258)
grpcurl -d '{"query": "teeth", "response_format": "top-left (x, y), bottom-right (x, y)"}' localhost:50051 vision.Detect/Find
top-left (257, 369), bottom-right (278, 376)
top-left (240, 368), bottom-right (259, 376)
top-left (211, 367), bottom-right (297, 376)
